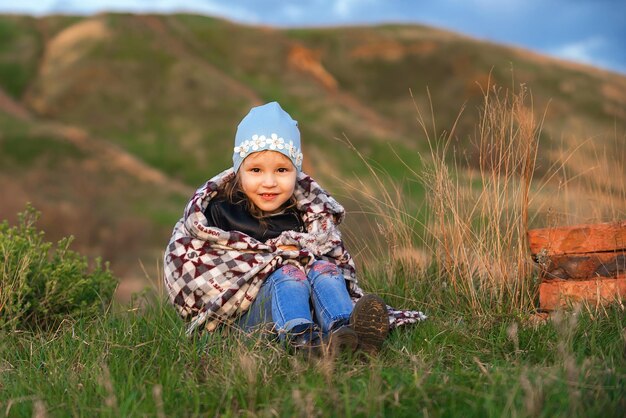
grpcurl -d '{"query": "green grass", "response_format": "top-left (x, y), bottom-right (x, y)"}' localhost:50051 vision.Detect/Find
top-left (1, 282), bottom-right (624, 417)
top-left (0, 131), bottom-right (84, 167)
top-left (0, 16), bottom-right (42, 98)
top-left (0, 115), bottom-right (85, 168)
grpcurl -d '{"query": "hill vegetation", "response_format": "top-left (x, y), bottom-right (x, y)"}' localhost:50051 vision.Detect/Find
top-left (0, 12), bottom-right (624, 287)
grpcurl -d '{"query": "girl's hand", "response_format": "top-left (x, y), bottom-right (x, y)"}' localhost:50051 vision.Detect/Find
top-left (278, 245), bottom-right (299, 251)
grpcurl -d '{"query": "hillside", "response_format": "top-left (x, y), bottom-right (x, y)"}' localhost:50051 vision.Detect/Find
top-left (1, 13), bottom-right (625, 292)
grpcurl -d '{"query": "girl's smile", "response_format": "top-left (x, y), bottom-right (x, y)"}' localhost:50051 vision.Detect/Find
top-left (239, 151), bottom-right (297, 214)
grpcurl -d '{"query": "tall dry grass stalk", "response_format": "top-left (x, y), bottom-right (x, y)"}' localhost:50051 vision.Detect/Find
top-left (416, 84), bottom-right (542, 313)
top-left (537, 132), bottom-right (626, 226)
top-left (338, 79), bottom-right (624, 315)
top-left (335, 138), bottom-right (430, 286)
top-left (335, 83), bottom-right (541, 312)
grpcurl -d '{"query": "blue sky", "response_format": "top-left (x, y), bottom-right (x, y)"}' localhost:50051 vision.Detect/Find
top-left (2, 0), bottom-right (625, 74)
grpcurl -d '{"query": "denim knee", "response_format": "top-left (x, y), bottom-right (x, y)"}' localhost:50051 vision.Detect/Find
top-left (268, 265), bottom-right (311, 289)
top-left (266, 264), bottom-right (314, 337)
top-left (307, 260), bottom-right (342, 284)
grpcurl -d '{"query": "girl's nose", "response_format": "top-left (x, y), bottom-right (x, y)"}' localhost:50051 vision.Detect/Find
top-left (261, 173), bottom-right (277, 187)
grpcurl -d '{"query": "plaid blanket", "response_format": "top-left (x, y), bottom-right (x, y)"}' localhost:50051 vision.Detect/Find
top-left (163, 168), bottom-right (426, 334)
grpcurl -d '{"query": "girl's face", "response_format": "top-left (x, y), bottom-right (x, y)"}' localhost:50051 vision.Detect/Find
top-left (239, 151), bottom-right (297, 214)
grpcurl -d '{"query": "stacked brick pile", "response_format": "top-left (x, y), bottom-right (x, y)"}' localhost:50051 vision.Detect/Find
top-left (528, 221), bottom-right (626, 310)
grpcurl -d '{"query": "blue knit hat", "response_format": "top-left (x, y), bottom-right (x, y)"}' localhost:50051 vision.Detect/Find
top-left (233, 102), bottom-right (303, 173)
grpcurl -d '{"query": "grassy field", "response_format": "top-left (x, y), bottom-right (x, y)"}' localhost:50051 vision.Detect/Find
top-left (1, 278), bottom-right (624, 417)
top-left (1, 86), bottom-right (625, 417)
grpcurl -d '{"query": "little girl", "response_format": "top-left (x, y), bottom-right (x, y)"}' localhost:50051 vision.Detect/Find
top-left (164, 102), bottom-right (426, 356)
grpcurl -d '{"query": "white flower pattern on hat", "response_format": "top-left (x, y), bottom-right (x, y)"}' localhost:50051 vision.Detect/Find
top-left (251, 134), bottom-right (267, 151)
top-left (288, 140), bottom-right (297, 158)
top-left (268, 133), bottom-right (285, 150)
top-left (234, 142), bottom-right (250, 158)
top-left (233, 133), bottom-right (302, 169)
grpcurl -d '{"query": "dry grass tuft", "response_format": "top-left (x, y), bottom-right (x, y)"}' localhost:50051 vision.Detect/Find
top-left (410, 82), bottom-right (541, 313)
top-left (339, 74), bottom-right (625, 318)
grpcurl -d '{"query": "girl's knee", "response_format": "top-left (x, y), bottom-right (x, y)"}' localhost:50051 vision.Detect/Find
top-left (269, 264), bottom-right (309, 286)
top-left (308, 261), bottom-right (342, 282)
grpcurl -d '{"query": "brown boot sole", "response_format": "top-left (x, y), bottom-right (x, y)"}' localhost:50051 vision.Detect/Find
top-left (350, 294), bottom-right (389, 355)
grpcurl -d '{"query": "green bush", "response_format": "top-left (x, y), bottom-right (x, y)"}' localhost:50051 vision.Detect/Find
top-left (0, 205), bottom-right (118, 330)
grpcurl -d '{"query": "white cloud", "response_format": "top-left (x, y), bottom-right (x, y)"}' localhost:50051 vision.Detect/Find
top-left (0, 0), bottom-right (56, 15)
top-left (550, 37), bottom-right (606, 66)
top-left (332, 0), bottom-right (374, 18)
top-left (445, 0), bottom-right (529, 14)
top-left (282, 4), bottom-right (304, 20)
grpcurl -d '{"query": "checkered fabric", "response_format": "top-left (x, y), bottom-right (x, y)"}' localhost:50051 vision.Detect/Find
top-left (163, 168), bottom-right (427, 335)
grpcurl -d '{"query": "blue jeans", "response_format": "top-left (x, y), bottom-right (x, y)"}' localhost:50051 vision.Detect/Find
top-left (237, 261), bottom-right (353, 338)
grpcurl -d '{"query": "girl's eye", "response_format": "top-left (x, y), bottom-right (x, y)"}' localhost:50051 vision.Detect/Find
top-left (250, 168), bottom-right (261, 173)
top-left (277, 167), bottom-right (290, 173)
